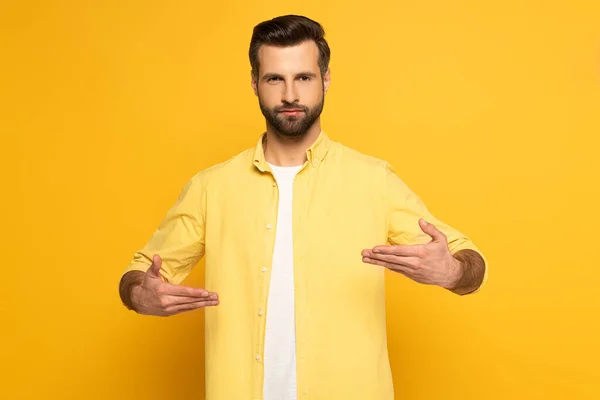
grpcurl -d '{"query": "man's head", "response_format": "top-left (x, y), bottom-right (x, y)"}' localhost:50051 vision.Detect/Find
top-left (249, 15), bottom-right (331, 138)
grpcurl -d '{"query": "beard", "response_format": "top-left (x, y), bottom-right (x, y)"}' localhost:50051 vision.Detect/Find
top-left (258, 92), bottom-right (325, 138)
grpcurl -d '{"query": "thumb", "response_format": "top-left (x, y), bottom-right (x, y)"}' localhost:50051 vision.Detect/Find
top-left (419, 218), bottom-right (446, 243)
top-left (147, 254), bottom-right (163, 278)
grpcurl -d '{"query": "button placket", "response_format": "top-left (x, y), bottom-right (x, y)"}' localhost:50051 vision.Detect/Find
top-left (255, 174), bottom-right (279, 397)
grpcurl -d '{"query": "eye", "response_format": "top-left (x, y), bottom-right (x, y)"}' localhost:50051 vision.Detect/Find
top-left (298, 76), bottom-right (311, 82)
top-left (267, 77), bottom-right (282, 83)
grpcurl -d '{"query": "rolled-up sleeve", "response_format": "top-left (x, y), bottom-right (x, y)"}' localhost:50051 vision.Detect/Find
top-left (122, 172), bottom-right (207, 285)
top-left (385, 163), bottom-right (488, 293)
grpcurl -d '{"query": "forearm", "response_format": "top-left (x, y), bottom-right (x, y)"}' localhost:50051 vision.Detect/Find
top-left (448, 249), bottom-right (486, 295)
top-left (119, 271), bottom-right (145, 311)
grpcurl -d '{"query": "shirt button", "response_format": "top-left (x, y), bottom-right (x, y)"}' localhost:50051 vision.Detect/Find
top-left (261, 267), bottom-right (267, 272)
top-left (272, 182), bottom-right (277, 187)
top-left (266, 224), bottom-right (272, 230)
top-left (258, 309), bottom-right (264, 316)
top-left (255, 354), bottom-right (261, 361)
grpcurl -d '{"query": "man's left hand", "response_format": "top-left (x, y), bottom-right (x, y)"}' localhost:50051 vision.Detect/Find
top-left (361, 218), bottom-right (462, 290)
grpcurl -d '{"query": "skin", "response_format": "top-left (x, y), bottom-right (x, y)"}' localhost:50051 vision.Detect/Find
top-left (361, 218), bottom-right (464, 290)
top-left (120, 255), bottom-right (219, 316)
top-left (251, 40), bottom-right (331, 167)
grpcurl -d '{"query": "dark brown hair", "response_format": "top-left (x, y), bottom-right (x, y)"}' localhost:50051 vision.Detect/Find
top-left (249, 15), bottom-right (331, 80)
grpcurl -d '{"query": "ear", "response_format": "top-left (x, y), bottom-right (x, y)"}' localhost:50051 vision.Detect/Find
top-left (251, 70), bottom-right (258, 96)
top-left (323, 68), bottom-right (331, 94)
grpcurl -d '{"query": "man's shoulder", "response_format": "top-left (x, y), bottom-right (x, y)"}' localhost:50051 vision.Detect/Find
top-left (332, 140), bottom-right (390, 171)
top-left (187, 145), bottom-right (255, 185)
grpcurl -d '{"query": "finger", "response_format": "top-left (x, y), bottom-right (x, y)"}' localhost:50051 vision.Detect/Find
top-left (419, 218), bottom-right (447, 243)
top-left (161, 283), bottom-right (218, 299)
top-left (163, 294), bottom-right (218, 306)
top-left (168, 299), bottom-right (220, 313)
top-left (362, 256), bottom-right (412, 273)
top-left (147, 254), bottom-right (163, 278)
top-left (365, 253), bottom-right (420, 269)
top-left (368, 245), bottom-right (421, 257)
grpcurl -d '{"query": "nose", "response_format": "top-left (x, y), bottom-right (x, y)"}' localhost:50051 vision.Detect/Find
top-left (282, 81), bottom-right (299, 104)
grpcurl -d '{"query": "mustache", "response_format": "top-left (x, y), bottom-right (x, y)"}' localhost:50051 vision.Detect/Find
top-left (275, 104), bottom-right (308, 112)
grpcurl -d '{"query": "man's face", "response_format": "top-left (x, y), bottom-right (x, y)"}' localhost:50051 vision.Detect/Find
top-left (252, 40), bottom-right (330, 137)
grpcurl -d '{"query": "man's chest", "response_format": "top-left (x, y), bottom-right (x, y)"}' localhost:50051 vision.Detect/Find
top-left (204, 173), bottom-right (387, 268)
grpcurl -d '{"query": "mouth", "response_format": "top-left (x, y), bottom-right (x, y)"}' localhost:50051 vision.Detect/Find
top-left (279, 109), bottom-right (304, 116)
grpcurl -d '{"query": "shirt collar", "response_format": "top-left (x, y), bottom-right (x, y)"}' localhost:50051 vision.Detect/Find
top-left (252, 130), bottom-right (332, 172)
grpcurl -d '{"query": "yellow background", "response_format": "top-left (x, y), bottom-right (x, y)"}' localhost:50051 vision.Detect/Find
top-left (1, 1), bottom-right (599, 399)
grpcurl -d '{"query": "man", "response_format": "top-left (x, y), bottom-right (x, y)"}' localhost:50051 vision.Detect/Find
top-left (119, 14), bottom-right (487, 400)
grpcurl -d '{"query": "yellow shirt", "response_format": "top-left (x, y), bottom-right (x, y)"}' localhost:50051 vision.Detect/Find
top-left (123, 130), bottom-right (488, 400)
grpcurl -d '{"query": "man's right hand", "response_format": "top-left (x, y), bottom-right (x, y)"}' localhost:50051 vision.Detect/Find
top-left (125, 254), bottom-right (219, 316)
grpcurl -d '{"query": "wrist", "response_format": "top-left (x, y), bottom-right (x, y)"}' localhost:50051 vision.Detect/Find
top-left (444, 257), bottom-right (464, 291)
top-left (119, 271), bottom-right (145, 311)
top-left (128, 284), bottom-right (143, 310)
top-left (444, 249), bottom-right (486, 295)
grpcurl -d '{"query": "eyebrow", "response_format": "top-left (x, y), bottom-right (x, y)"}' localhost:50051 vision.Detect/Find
top-left (262, 72), bottom-right (318, 80)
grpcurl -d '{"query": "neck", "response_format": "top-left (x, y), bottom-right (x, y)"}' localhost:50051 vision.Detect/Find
top-left (263, 119), bottom-right (322, 167)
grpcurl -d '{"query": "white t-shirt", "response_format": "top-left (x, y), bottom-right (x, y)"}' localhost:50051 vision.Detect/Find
top-left (263, 162), bottom-right (303, 400)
